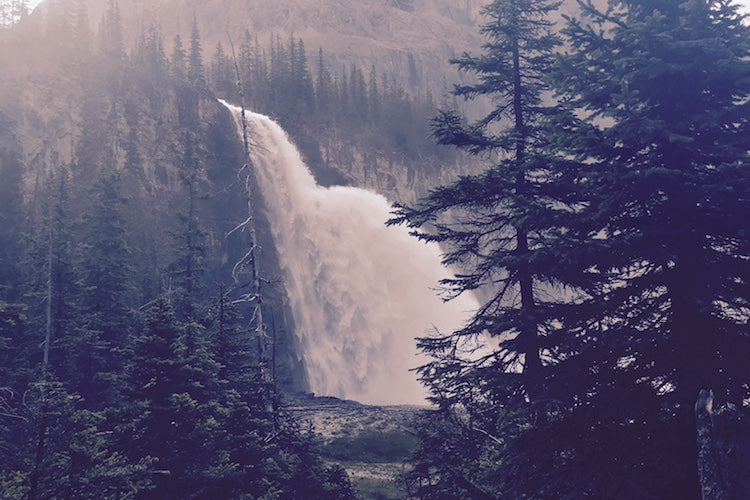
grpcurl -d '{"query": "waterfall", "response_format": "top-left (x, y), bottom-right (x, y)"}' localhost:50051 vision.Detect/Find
top-left (221, 101), bottom-right (477, 405)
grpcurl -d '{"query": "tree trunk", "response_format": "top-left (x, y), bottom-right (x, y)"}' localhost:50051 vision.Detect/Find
top-left (695, 389), bottom-right (750, 500)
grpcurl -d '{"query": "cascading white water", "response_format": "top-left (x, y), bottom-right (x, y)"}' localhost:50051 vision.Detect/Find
top-left (222, 101), bottom-right (477, 405)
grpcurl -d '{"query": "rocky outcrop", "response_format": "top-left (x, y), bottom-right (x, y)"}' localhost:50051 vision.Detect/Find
top-left (318, 134), bottom-right (479, 205)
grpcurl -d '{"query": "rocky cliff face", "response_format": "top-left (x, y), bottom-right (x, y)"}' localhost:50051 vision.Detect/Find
top-left (318, 132), bottom-right (477, 205)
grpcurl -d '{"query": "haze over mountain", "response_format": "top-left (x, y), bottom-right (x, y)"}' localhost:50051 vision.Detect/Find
top-left (2, 0), bottom-right (503, 204)
top-left (35, 0), bottom-right (485, 97)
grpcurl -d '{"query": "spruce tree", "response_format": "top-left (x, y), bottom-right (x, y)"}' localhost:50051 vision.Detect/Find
top-left (291, 38), bottom-right (314, 112)
top-left (396, 0), bottom-right (750, 495)
top-left (209, 42), bottom-right (235, 99)
top-left (71, 0), bottom-right (92, 59)
top-left (209, 289), bottom-right (252, 386)
top-left (544, 0), bottom-right (750, 495)
top-left (77, 169), bottom-right (134, 405)
top-left (0, 112), bottom-right (24, 301)
top-left (170, 138), bottom-right (208, 320)
top-left (98, 0), bottom-right (124, 64)
top-left (558, 0), bottom-right (750, 404)
top-left (170, 34), bottom-right (186, 81)
top-left (11, 381), bottom-right (152, 500)
top-left (0, 300), bottom-right (27, 475)
top-left (392, 0), bottom-right (564, 416)
top-left (367, 65), bottom-right (381, 124)
top-left (315, 48), bottom-right (334, 117)
top-left (390, 0), bottom-right (580, 494)
top-left (238, 30), bottom-right (257, 105)
top-left (134, 22), bottom-right (167, 81)
top-left (188, 17), bottom-right (205, 88)
top-left (39, 172), bottom-right (81, 391)
top-left (117, 298), bottom-right (225, 498)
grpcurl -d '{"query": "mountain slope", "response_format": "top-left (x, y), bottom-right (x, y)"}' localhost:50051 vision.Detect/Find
top-left (75, 0), bottom-right (485, 97)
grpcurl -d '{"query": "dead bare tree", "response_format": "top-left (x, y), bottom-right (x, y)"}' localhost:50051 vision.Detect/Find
top-left (226, 31), bottom-right (269, 382)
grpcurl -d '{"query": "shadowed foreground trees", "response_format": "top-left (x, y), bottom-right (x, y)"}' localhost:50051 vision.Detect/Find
top-left (0, 299), bottom-right (355, 499)
top-left (396, 0), bottom-right (750, 497)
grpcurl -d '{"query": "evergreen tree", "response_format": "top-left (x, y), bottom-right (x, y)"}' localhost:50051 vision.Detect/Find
top-left (123, 99), bottom-right (142, 174)
top-left (115, 297), bottom-right (354, 498)
top-left (76, 169), bottom-right (134, 407)
top-left (0, 301), bottom-right (26, 384)
top-left (188, 17), bottom-right (205, 88)
top-left (1, 12), bottom-right (367, 500)
top-left (540, 0), bottom-right (750, 495)
top-left (209, 289), bottom-right (251, 386)
top-left (116, 298), bottom-right (222, 498)
top-left (0, 112), bottom-right (24, 301)
top-left (71, 0), bottom-right (91, 58)
top-left (349, 64), bottom-right (367, 121)
top-left (404, 409), bottom-right (497, 498)
top-left (367, 65), bottom-right (381, 124)
top-left (98, 0), bottom-right (124, 63)
top-left (290, 38), bottom-right (314, 112)
top-left (43, 0), bottom-right (75, 51)
top-left (170, 137), bottom-right (208, 320)
top-left (40, 172), bottom-right (81, 389)
top-left (394, 0), bottom-right (750, 496)
top-left (79, 170), bottom-right (133, 337)
top-left (177, 23), bottom-right (203, 129)
top-left (0, 300), bottom-right (27, 469)
top-left (7, 381), bottom-right (153, 500)
top-left (268, 34), bottom-right (290, 114)
top-left (209, 42), bottom-right (235, 99)
top-left (315, 48), bottom-right (334, 117)
top-left (338, 66), bottom-right (350, 119)
top-left (388, 0), bottom-right (620, 495)
top-left (134, 22), bottom-right (167, 81)
top-left (74, 80), bottom-right (112, 185)
top-left (391, 0), bottom-right (566, 393)
top-left (170, 33), bottom-right (186, 81)
top-left (237, 30), bottom-right (257, 104)
top-left (380, 76), bottom-right (414, 151)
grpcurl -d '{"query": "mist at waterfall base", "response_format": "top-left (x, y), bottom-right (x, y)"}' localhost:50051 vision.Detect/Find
top-left (221, 101), bottom-right (478, 405)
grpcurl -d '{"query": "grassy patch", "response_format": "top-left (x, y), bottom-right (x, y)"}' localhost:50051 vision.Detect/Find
top-left (322, 430), bottom-right (419, 463)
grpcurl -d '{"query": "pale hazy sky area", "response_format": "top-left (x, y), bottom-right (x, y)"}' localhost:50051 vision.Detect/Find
top-left (25, 0), bottom-right (750, 14)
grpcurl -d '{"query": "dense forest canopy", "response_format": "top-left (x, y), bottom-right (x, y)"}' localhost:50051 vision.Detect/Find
top-left (1, 0), bottom-right (749, 498)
